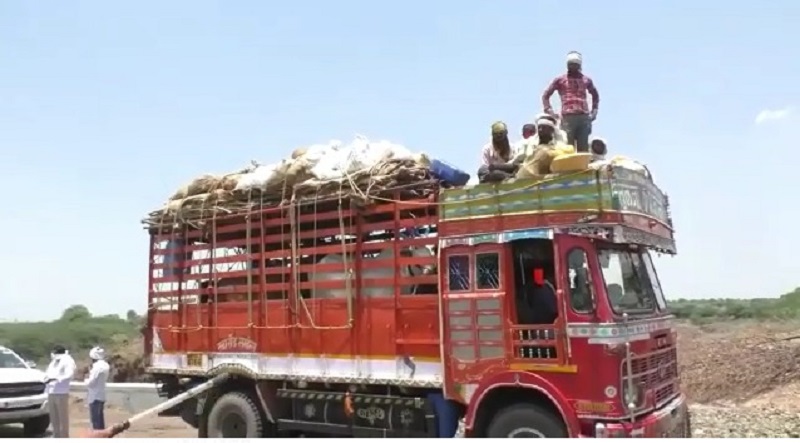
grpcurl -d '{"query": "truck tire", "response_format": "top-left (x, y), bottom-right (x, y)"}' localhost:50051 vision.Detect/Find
top-left (486, 403), bottom-right (567, 438)
top-left (23, 415), bottom-right (50, 437)
top-left (205, 391), bottom-right (264, 438)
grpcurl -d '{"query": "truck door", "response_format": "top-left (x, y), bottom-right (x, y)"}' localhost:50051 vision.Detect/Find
top-left (440, 244), bottom-right (507, 400)
top-left (554, 233), bottom-right (600, 322)
top-left (506, 238), bottom-right (566, 365)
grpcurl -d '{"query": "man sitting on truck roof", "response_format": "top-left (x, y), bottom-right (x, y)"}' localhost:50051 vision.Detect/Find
top-left (530, 113), bottom-right (568, 146)
top-left (589, 136), bottom-right (608, 161)
top-left (511, 123), bottom-right (537, 164)
top-left (535, 117), bottom-right (560, 146)
top-left (478, 121), bottom-right (519, 183)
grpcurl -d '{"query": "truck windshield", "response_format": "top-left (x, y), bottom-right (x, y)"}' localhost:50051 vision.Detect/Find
top-left (0, 348), bottom-right (28, 369)
top-left (597, 248), bottom-right (666, 314)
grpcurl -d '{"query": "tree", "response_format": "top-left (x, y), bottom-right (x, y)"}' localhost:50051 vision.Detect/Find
top-left (60, 305), bottom-right (92, 323)
top-left (126, 310), bottom-right (140, 323)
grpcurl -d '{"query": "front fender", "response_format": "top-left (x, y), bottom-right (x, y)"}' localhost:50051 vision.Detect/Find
top-left (464, 370), bottom-right (580, 437)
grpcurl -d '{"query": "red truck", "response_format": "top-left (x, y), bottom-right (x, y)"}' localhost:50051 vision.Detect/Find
top-left (144, 165), bottom-right (689, 438)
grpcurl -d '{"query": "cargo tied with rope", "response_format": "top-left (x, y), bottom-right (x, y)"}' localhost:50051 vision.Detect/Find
top-left (142, 135), bottom-right (461, 230)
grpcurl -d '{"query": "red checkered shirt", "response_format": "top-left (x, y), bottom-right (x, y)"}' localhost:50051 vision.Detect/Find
top-left (542, 73), bottom-right (599, 116)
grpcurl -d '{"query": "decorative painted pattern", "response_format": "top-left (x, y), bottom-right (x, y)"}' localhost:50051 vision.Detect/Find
top-left (439, 167), bottom-right (671, 229)
top-left (441, 171), bottom-right (608, 220)
top-left (567, 319), bottom-right (674, 344)
top-left (440, 228), bottom-right (552, 248)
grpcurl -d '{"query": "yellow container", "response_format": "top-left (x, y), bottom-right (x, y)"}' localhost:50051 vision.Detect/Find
top-left (550, 153), bottom-right (593, 173)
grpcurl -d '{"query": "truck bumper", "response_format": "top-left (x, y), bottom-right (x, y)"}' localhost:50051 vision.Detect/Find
top-left (583, 395), bottom-right (690, 438)
top-left (0, 394), bottom-right (49, 424)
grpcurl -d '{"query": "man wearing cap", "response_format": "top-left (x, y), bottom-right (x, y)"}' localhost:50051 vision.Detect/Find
top-left (589, 136), bottom-right (608, 162)
top-left (533, 113), bottom-right (568, 145)
top-left (542, 51), bottom-right (600, 153)
top-left (534, 117), bottom-right (560, 146)
top-left (478, 121), bottom-right (519, 183)
top-left (85, 346), bottom-right (111, 431)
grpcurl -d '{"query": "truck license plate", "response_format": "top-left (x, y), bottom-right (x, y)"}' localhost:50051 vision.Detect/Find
top-left (186, 354), bottom-right (203, 367)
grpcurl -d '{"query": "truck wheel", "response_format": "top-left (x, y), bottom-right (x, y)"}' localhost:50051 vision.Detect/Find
top-left (205, 391), bottom-right (264, 438)
top-left (486, 403), bottom-right (567, 438)
top-left (23, 415), bottom-right (50, 437)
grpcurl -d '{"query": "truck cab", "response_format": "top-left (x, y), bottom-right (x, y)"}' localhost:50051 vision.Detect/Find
top-left (438, 166), bottom-right (688, 437)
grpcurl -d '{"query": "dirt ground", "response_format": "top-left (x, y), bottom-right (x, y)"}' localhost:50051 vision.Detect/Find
top-left (0, 401), bottom-right (195, 438)
top-left (2, 319), bottom-right (799, 438)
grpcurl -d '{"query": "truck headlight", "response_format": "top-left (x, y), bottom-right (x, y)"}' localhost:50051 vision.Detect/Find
top-left (623, 383), bottom-right (644, 410)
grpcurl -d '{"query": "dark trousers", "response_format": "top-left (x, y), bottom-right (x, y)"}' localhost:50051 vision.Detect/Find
top-left (89, 400), bottom-right (106, 430)
top-left (477, 165), bottom-right (517, 183)
top-left (561, 113), bottom-right (593, 152)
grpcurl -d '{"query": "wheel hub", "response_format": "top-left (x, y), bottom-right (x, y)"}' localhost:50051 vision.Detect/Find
top-left (509, 427), bottom-right (546, 438)
top-left (221, 412), bottom-right (248, 438)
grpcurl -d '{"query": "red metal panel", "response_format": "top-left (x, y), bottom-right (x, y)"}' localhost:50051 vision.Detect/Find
top-left (149, 191), bottom-right (441, 362)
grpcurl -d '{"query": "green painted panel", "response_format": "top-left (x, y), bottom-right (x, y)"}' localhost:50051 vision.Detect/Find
top-left (440, 167), bottom-right (669, 226)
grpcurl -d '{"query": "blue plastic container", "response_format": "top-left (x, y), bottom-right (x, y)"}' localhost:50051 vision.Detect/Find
top-left (429, 158), bottom-right (470, 187)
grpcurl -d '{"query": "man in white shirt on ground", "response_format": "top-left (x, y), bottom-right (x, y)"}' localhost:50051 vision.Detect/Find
top-left (85, 346), bottom-right (111, 431)
top-left (44, 345), bottom-right (76, 438)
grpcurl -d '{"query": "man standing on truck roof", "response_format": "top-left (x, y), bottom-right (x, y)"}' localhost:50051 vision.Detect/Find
top-left (478, 121), bottom-right (519, 183)
top-left (542, 51), bottom-right (600, 153)
top-left (44, 345), bottom-right (76, 438)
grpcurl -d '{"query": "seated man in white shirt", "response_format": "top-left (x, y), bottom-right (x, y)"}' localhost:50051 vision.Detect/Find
top-left (512, 123), bottom-right (537, 164)
top-left (590, 136), bottom-right (608, 161)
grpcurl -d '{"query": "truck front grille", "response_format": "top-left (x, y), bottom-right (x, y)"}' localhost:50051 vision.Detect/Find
top-left (628, 346), bottom-right (679, 408)
top-left (0, 382), bottom-right (46, 398)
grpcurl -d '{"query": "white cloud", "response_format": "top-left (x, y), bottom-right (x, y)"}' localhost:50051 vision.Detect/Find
top-left (755, 106), bottom-right (794, 125)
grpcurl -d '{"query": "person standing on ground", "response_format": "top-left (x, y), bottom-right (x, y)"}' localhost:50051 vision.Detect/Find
top-left (541, 51), bottom-right (600, 152)
top-left (44, 345), bottom-right (76, 438)
top-left (85, 346), bottom-right (110, 431)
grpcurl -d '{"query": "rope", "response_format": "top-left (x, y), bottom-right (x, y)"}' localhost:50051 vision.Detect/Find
top-left (148, 164), bottom-right (603, 333)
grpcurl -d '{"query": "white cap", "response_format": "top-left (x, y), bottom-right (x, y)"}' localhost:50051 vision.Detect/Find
top-left (536, 118), bottom-right (556, 128)
top-left (89, 346), bottom-right (105, 360)
top-left (567, 51), bottom-right (583, 64)
top-left (590, 137), bottom-right (608, 154)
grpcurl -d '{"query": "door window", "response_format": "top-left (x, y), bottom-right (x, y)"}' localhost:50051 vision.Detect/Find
top-left (447, 255), bottom-right (471, 292)
top-left (475, 252), bottom-right (500, 290)
top-left (566, 248), bottom-right (594, 313)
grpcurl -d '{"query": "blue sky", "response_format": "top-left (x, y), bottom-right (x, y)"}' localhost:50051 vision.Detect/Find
top-left (1, 0), bottom-right (798, 320)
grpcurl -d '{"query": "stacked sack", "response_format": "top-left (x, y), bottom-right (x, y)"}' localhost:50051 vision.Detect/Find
top-left (155, 135), bottom-right (429, 218)
top-left (233, 135), bottom-right (420, 195)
